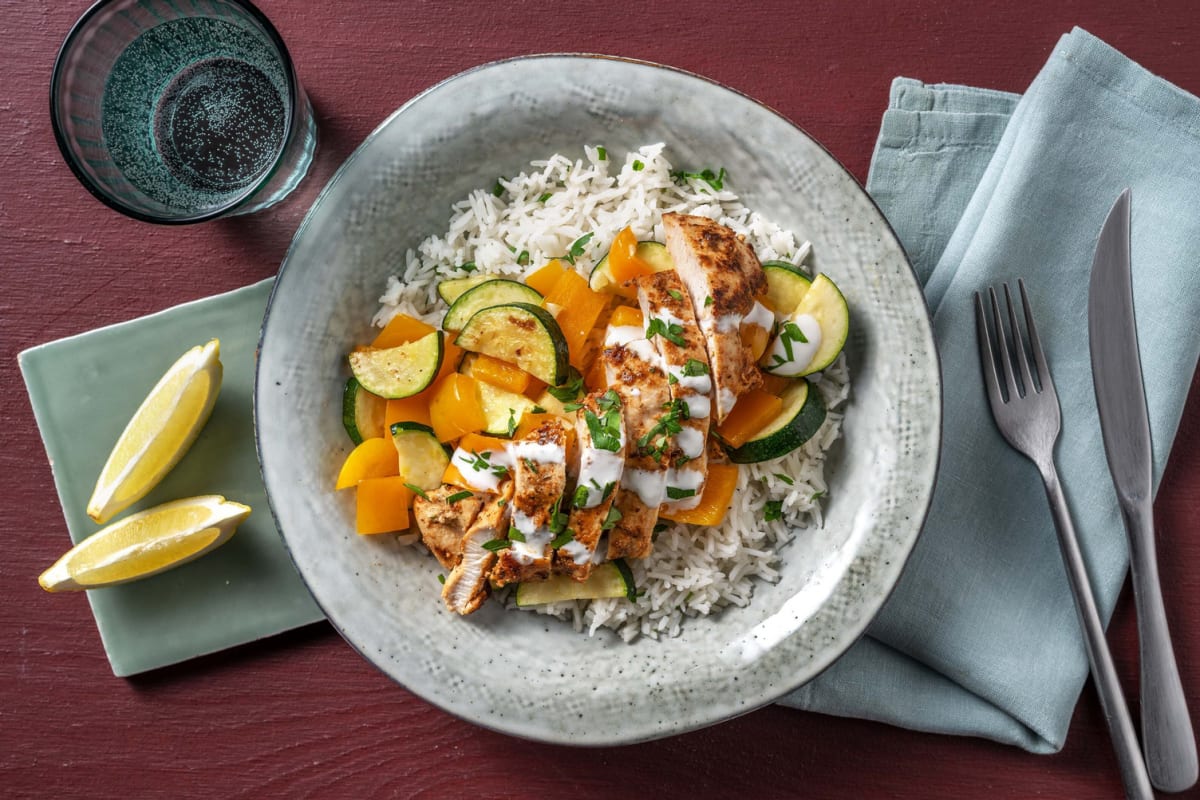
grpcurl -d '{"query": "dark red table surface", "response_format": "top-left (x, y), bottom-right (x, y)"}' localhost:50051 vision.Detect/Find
top-left (5, 2), bottom-right (1200, 797)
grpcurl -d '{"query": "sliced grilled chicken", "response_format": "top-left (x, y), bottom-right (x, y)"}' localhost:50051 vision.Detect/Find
top-left (441, 482), bottom-right (514, 615)
top-left (490, 417), bottom-right (570, 587)
top-left (555, 390), bottom-right (626, 580)
top-left (413, 485), bottom-right (485, 569)
top-left (603, 333), bottom-right (671, 560)
top-left (663, 212), bottom-right (767, 422)
top-left (635, 270), bottom-right (711, 511)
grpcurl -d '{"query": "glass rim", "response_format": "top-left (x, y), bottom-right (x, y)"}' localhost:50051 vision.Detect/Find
top-left (49, 0), bottom-right (302, 225)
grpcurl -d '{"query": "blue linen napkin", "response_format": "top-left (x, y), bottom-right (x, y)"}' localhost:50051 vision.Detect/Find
top-left (781, 27), bottom-right (1200, 753)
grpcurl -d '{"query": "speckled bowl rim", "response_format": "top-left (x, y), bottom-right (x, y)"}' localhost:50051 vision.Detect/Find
top-left (256, 53), bottom-right (942, 744)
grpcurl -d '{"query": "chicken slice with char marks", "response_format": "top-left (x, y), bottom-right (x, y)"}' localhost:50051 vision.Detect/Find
top-left (441, 482), bottom-right (514, 615)
top-left (663, 212), bottom-right (767, 423)
top-left (490, 417), bottom-right (570, 587)
top-left (555, 390), bottom-right (626, 580)
top-left (635, 270), bottom-right (711, 511)
top-left (413, 485), bottom-right (485, 570)
top-left (603, 334), bottom-right (671, 561)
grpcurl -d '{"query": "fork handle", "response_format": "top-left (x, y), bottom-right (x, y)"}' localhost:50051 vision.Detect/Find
top-left (1041, 463), bottom-right (1154, 800)
top-left (1124, 498), bottom-right (1199, 792)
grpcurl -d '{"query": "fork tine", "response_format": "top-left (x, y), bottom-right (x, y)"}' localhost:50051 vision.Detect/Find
top-left (1003, 282), bottom-right (1035, 396)
top-left (974, 292), bottom-right (1006, 409)
top-left (1018, 279), bottom-right (1053, 395)
top-left (988, 286), bottom-right (1020, 402)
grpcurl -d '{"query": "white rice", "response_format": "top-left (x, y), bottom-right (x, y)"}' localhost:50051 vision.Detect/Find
top-left (374, 144), bottom-right (849, 641)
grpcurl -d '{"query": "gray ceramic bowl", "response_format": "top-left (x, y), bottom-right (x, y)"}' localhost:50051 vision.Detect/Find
top-left (255, 55), bottom-right (940, 744)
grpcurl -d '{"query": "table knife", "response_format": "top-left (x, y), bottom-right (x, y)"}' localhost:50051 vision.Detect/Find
top-left (1088, 188), bottom-right (1199, 793)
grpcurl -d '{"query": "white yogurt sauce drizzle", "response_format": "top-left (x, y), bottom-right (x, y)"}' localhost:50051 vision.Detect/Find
top-left (764, 313), bottom-right (822, 377)
top-left (450, 445), bottom-right (514, 493)
top-left (578, 447), bottom-right (624, 508)
top-left (621, 467), bottom-right (666, 507)
top-left (663, 467), bottom-right (705, 510)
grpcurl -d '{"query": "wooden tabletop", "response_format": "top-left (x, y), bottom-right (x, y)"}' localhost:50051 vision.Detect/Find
top-left (5, 1), bottom-right (1200, 797)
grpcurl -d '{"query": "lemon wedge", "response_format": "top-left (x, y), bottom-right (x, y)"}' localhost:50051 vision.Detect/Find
top-left (86, 339), bottom-right (223, 524)
top-left (39, 495), bottom-right (250, 592)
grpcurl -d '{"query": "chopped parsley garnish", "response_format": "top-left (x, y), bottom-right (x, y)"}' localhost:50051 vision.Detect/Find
top-left (460, 261), bottom-right (477, 273)
top-left (601, 505), bottom-right (623, 530)
top-left (538, 192), bottom-right (552, 203)
top-left (601, 481), bottom-right (616, 502)
top-left (507, 526), bottom-right (526, 543)
top-left (681, 358), bottom-right (709, 377)
top-left (637, 398), bottom-right (689, 459)
top-left (632, 160), bottom-right (644, 171)
top-left (596, 146), bottom-right (607, 161)
top-left (669, 166), bottom-right (727, 191)
top-left (549, 501), bottom-right (570, 534)
top-left (773, 473), bottom-right (795, 486)
top-left (465, 449), bottom-right (508, 477)
top-left (505, 408), bottom-right (518, 437)
top-left (522, 457), bottom-right (538, 474)
top-left (446, 490), bottom-right (474, 504)
top-left (517, 250), bottom-right (530, 266)
top-left (667, 288), bottom-right (684, 301)
top-left (668, 372), bottom-right (679, 385)
top-left (404, 483), bottom-right (430, 501)
top-left (580, 389), bottom-right (623, 453)
top-left (564, 401), bottom-right (584, 412)
top-left (550, 528), bottom-right (575, 549)
top-left (530, 405), bottom-right (547, 414)
top-left (645, 317), bottom-right (686, 347)
top-left (774, 320), bottom-right (810, 365)
top-left (497, 497), bottom-right (507, 507)
top-left (547, 367), bottom-right (585, 402)
top-left (562, 232), bottom-right (594, 265)
top-left (666, 486), bottom-right (696, 500)
top-left (811, 490), bottom-right (827, 501)
top-left (704, 295), bottom-right (714, 307)
top-left (491, 179), bottom-right (505, 197)
top-left (437, 574), bottom-right (446, 585)
top-left (482, 538), bottom-right (510, 552)
top-left (764, 500), bottom-right (784, 522)
top-left (573, 484), bottom-right (590, 508)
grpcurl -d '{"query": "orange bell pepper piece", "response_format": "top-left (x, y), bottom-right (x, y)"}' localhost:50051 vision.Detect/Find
top-left (608, 305), bottom-right (644, 329)
top-left (335, 437), bottom-right (399, 490)
top-left (429, 373), bottom-right (487, 443)
top-left (585, 352), bottom-right (608, 392)
top-left (385, 395), bottom-right (432, 429)
top-left (525, 259), bottom-right (568, 296)
top-left (370, 313), bottom-right (436, 350)
top-left (660, 463), bottom-right (740, 526)
top-left (544, 269), bottom-right (609, 369)
top-left (469, 354), bottom-right (532, 394)
top-left (609, 227), bottom-right (655, 286)
top-left (758, 372), bottom-right (793, 396)
top-left (355, 476), bottom-right (412, 534)
top-left (741, 323), bottom-right (771, 363)
top-left (716, 389), bottom-right (783, 448)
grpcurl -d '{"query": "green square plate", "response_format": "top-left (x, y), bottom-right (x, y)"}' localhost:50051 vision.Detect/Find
top-left (19, 279), bottom-right (323, 676)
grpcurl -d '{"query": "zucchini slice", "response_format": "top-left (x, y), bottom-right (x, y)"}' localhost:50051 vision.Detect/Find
top-left (515, 560), bottom-right (635, 606)
top-left (349, 331), bottom-right (444, 399)
top-left (455, 303), bottom-right (570, 387)
top-left (792, 274), bottom-right (849, 376)
top-left (589, 240), bottom-right (674, 298)
top-left (437, 274), bottom-right (495, 305)
top-left (442, 279), bottom-right (544, 331)
top-left (477, 381), bottom-right (538, 437)
top-left (727, 379), bottom-right (827, 463)
top-left (762, 261), bottom-right (812, 316)
top-left (390, 422), bottom-right (451, 491)
top-left (342, 377), bottom-right (386, 444)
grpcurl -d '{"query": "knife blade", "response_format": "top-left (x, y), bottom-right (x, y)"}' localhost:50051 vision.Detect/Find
top-left (1088, 188), bottom-right (1198, 792)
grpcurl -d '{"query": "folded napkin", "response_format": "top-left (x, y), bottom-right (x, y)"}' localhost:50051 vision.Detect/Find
top-left (781, 28), bottom-right (1200, 752)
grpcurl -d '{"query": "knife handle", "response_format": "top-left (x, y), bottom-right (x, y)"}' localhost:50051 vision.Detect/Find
top-left (1125, 499), bottom-right (1199, 792)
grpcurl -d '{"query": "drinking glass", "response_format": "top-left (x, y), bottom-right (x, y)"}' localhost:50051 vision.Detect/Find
top-left (50, 0), bottom-right (317, 223)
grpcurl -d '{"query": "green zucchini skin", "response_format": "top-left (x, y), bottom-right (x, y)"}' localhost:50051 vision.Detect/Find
top-left (455, 302), bottom-right (570, 386)
top-left (342, 377), bottom-right (385, 444)
top-left (437, 274), bottom-right (494, 305)
top-left (348, 331), bottom-right (445, 399)
top-left (727, 379), bottom-right (827, 463)
top-left (389, 421), bottom-right (451, 491)
top-left (442, 279), bottom-right (543, 331)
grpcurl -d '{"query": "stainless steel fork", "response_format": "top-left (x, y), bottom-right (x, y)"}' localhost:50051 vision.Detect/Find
top-left (975, 280), bottom-right (1154, 800)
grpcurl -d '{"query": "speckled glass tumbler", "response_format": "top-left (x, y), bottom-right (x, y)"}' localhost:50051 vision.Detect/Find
top-left (51, 0), bottom-right (316, 223)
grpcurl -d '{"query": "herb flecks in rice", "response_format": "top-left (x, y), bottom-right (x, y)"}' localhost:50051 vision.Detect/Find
top-left (372, 144), bottom-right (849, 642)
